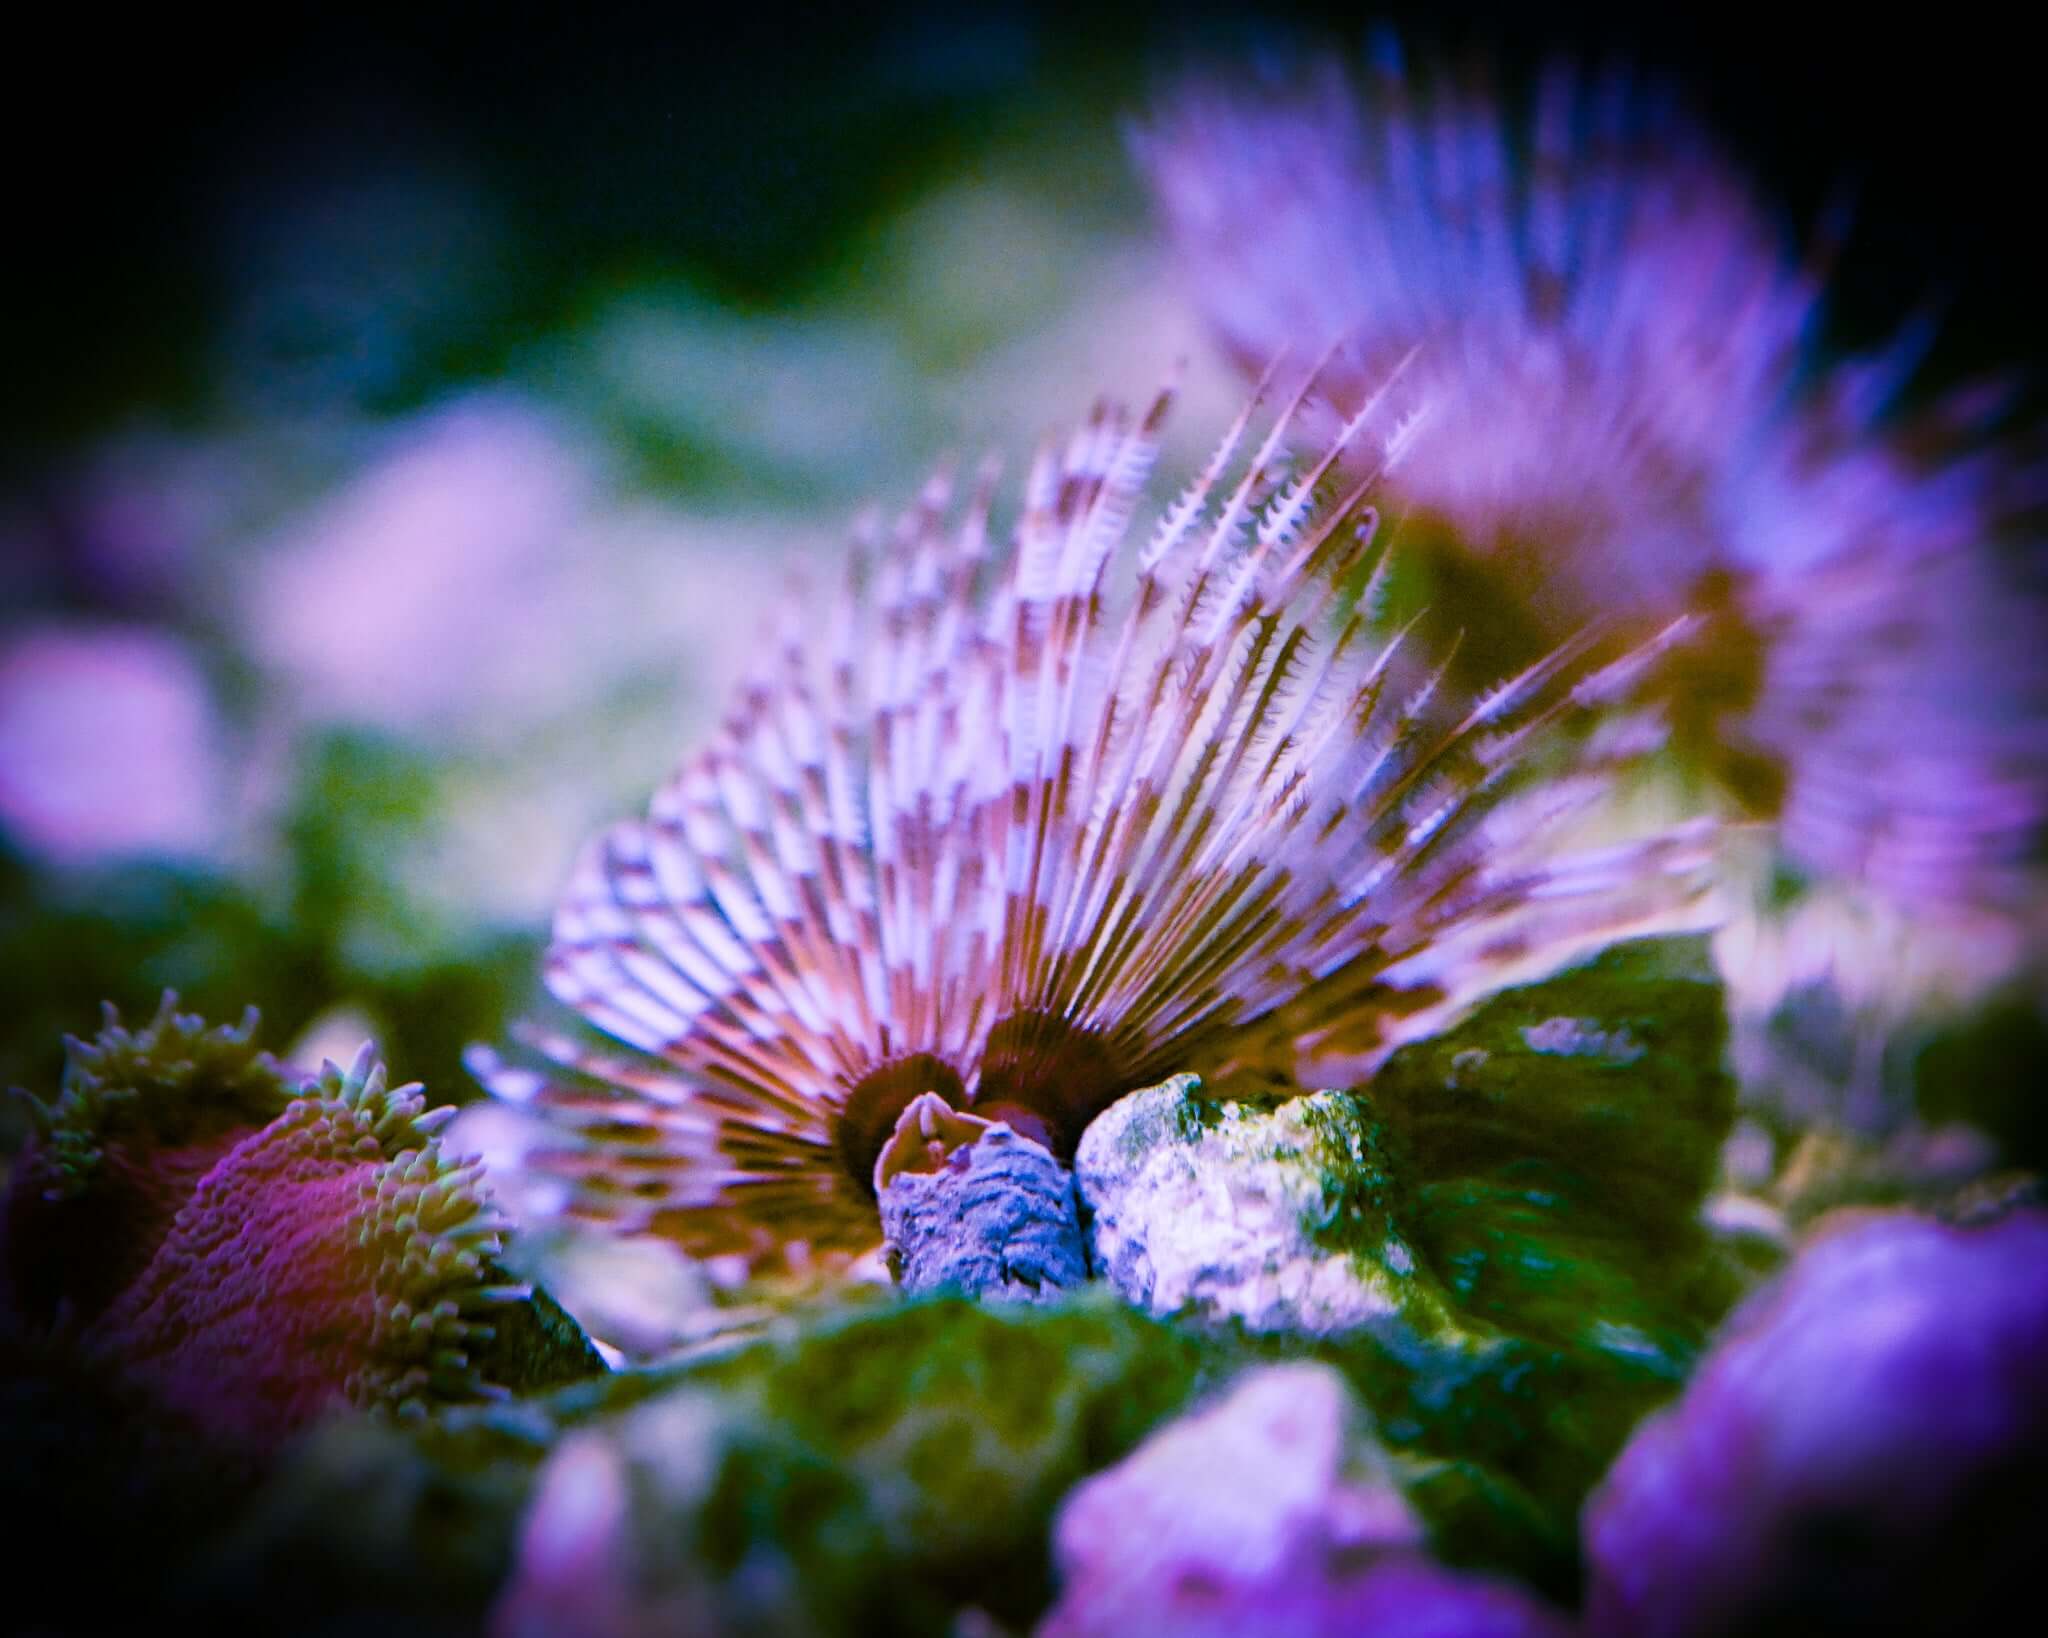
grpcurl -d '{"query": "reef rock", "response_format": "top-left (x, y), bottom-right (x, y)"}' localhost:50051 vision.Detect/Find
top-left (687, 1291), bottom-right (1218, 1621)
top-left (488, 1292), bottom-right (1236, 1636)
top-left (1583, 1207), bottom-right (2048, 1636)
top-left (193, 1294), bottom-right (1220, 1637)
top-left (161, 1270), bottom-right (1668, 1634)
top-left (1361, 935), bottom-right (1745, 1368)
top-left (1038, 1362), bottom-right (1570, 1638)
top-left (492, 1389), bottom-right (896, 1638)
top-left (1075, 1076), bottom-right (1440, 1337)
top-left (1074, 938), bottom-right (1742, 1355)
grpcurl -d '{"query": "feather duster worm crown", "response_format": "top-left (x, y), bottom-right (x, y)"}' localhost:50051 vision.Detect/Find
top-left (1133, 40), bottom-right (1826, 613)
top-left (1135, 41), bottom-right (2048, 919)
top-left (473, 378), bottom-right (1713, 1270)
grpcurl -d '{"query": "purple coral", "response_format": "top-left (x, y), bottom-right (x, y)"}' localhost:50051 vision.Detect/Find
top-left (3, 999), bottom-right (539, 1459)
top-left (1582, 1208), bottom-right (2048, 1634)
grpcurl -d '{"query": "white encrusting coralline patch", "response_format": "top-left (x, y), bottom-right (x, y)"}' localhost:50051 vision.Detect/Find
top-left (1074, 1076), bottom-right (1441, 1337)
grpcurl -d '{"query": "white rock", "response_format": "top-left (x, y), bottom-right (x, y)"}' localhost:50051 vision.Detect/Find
top-left (1074, 1076), bottom-right (1443, 1337)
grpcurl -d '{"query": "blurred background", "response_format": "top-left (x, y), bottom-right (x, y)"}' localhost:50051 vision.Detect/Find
top-left (3, 0), bottom-right (2040, 1133)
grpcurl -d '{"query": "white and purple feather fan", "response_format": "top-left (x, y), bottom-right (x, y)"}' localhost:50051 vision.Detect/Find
top-left (472, 382), bottom-right (1711, 1270)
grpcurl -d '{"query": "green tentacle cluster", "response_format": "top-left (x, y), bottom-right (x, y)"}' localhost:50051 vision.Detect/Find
top-left (6, 1003), bottom-right (603, 1439)
top-left (276, 1043), bottom-right (562, 1416)
top-left (23, 993), bottom-right (292, 1199)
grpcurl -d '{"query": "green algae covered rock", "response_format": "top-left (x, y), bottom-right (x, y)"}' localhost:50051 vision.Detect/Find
top-left (496, 1394), bottom-right (898, 1638)
top-left (31, 1285), bottom-right (1561, 1632)
top-left (1365, 933), bottom-right (1744, 1363)
top-left (178, 1292), bottom-right (1234, 1637)
top-left (689, 1291), bottom-right (1231, 1624)
top-left (1062, 935), bottom-right (1748, 1599)
top-left (497, 1295), bottom-right (1224, 1634)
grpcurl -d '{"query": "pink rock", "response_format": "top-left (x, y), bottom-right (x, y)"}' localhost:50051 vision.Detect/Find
top-left (1039, 1363), bottom-right (1570, 1638)
top-left (1584, 1208), bottom-right (2048, 1635)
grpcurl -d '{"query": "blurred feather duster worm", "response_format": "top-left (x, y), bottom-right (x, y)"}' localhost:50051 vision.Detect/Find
top-left (1134, 39), bottom-right (2048, 922)
top-left (472, 380), bottom-right (1714, 1272)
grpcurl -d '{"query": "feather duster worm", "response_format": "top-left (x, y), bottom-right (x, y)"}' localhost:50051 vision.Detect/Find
top-left (474, 380), bottom-right (1713, 1272)
top-left (1134, 42), bottom-right (2048, 920)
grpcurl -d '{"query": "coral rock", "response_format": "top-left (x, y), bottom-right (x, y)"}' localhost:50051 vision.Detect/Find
top-left (1039, 1362), bottom-right (1570, 1638)
top-left (1075, 1076), bottom-right (1442, 1338)
top-left (1583, 1208), bottom-right (2048, 1636)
